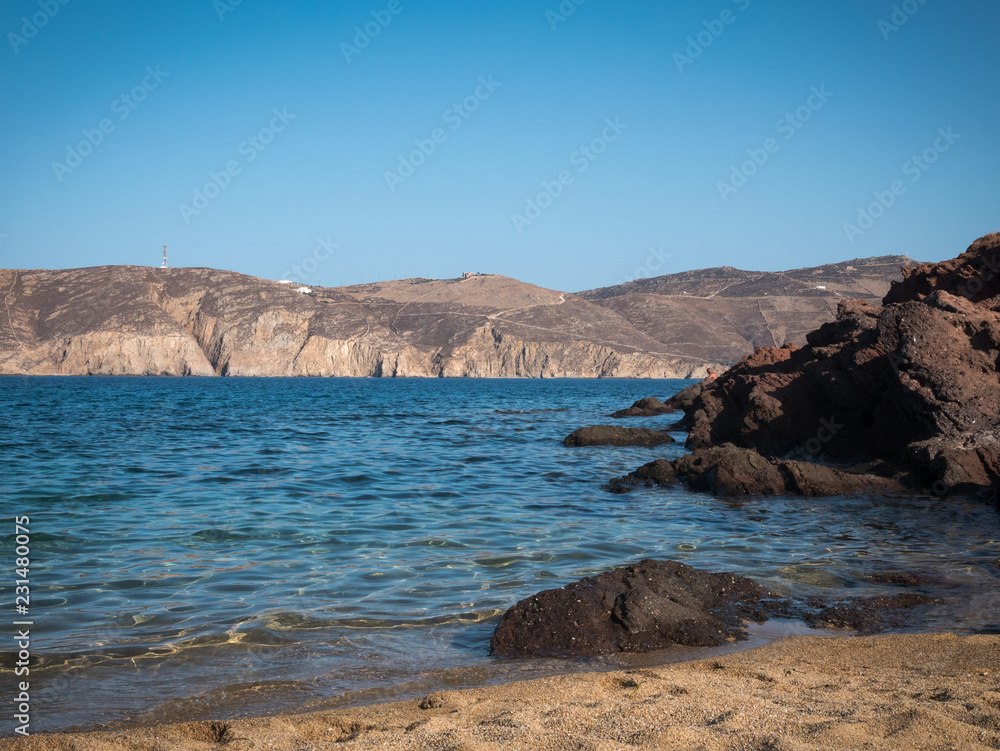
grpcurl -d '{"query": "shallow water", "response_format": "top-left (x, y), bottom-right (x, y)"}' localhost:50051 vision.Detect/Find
top-left (0, 376), bottom-right (997, 733)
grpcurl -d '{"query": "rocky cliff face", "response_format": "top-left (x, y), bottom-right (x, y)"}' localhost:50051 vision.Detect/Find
top-left (656, 233), bottom-right (1000, 499)
top-left (0, 255), bottom-right (918, 379)
top-left (0, 267), bottom-right (713, 378)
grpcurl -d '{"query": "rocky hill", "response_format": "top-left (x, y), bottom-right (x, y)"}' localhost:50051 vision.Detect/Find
top-left (0, 268), bottom-right (715, 378)
top-left (0, 256), bottom-right (915, 378)
top-left (580, 256), bottom-right (913, 363)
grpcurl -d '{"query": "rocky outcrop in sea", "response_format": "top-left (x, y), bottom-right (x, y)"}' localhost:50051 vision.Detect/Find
top-left (490, 560), bottom-right (941, 658)
top-left (613, 233), bottom-right (1000, 501)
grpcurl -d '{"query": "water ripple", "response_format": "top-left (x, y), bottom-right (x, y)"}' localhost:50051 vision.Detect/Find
top-left (0, 376), bottom-right (996, 733)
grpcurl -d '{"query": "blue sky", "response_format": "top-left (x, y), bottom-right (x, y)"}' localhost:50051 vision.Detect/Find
top-left (1, 0), bottom-right (997, 291)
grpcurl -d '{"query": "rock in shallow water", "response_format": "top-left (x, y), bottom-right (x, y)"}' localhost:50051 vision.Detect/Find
top-left (610, 396), bottom-right (676, 418)
top-left (490, 561), bottom-right (945, 659)
top-left (564, 425), bottom-right (675, 448)
top-left (609, 444), bottom-right (910, 497)
top-left (489, 560), bottom-right (770, 658)
top-left (663, 233), bottom-right (1000, 500)
top-left (804, 594), bottom-right (940, 633)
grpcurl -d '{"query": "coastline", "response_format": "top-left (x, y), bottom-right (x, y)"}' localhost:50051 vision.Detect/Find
top-left (6, 254), bottom-right (998, 748)
top-left (5, 632), bottom-right (997, 749)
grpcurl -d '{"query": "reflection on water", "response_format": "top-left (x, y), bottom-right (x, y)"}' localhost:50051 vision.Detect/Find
top-left (0, 376), bottom-right (997, 733)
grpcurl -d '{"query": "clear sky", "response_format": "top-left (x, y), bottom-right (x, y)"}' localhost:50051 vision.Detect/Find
top-left (1, 0), bottom-right (997, 291)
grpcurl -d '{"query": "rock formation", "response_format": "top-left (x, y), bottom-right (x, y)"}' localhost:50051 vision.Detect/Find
top-left (490, 560), bottom-right (942, 658)
top-left (490, 560), bottom-right (770, 658)
top-left (490, 560), bottom-right (945, 658)
top-left (616, 233), bottom-right (1000, 500)
top-left (610, 396), bottom-right (676, 417)
top-left (564, 425), bottom-right (675, 448)
top-left (608, 444), bottom-right (908, 497)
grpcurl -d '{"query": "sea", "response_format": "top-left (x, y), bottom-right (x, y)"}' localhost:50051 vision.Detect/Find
top-left (0, 376), bottom-right (997, 734)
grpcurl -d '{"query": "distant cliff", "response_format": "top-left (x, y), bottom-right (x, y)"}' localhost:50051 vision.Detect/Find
top-left (0, 269), bottom-right (712, 378)
top-left (0, 257), bottom-right (913, 378)
top-left (580, 255), bottom-right (914, 363)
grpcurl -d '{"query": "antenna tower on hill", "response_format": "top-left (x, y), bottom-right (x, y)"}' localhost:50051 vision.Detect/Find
top-left (161, 244), bottom-right (168, 269)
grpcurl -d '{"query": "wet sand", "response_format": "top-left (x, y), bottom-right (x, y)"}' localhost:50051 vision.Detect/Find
top-left (4, 632), bottom-right (998, 750)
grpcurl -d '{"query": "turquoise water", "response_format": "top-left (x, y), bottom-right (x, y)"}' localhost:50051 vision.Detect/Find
top-left (0, 377), bottom-right (997, 733)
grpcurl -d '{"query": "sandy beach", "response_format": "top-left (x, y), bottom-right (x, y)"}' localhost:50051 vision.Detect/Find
top-left (5, 632), bottom-right (998, 750)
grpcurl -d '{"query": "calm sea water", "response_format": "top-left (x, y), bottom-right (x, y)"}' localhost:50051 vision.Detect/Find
top-left (1, 376), bottom-right (997, 734)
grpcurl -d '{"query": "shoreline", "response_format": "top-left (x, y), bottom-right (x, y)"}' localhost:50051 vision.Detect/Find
top-left (0, 374), bottom-right (705, 380)
top-left (4, 632), bottom-right (997, 749)
top-left (4, 360), bottom-right (996, 745)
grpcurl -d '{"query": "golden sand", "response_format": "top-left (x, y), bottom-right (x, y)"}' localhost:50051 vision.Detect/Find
top-left (4, 633), bottom-right (999, 750)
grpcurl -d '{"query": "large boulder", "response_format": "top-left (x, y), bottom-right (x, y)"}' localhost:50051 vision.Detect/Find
top-left (659, 234), bottom-right (1000, 499)
top-left (490, 560), bottom-right (770, 658)
top-left (564, 425), bottom-right (675, 447)
top-left (491, 561), bottom-right (944, 659)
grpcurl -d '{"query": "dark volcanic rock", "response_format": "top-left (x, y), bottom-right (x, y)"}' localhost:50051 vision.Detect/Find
top-left (609, 445), bottom-right (910, 497)
top-left (660, 233), bottom-right (1000, 499)
top-left (607, 458), bottom-right (677, 494)
top-left (883, 233), bottom-right (1000, 305)
top-left (664, 381), bottom-right (705, 416)
top-left (611, 397), bottom-right (676, 418)
top-left (490, 560), bottom-right (771, 658)
top-left (862, 571), bottom-right (939, 587)
top-left (674, 445), bottom-right (788, 495)
top-left (805, 594), bottom-right (940, 633)
top-left (491, 563), bottom-right (947, 659)
top-left (564, 425), bottom-right (675, 448)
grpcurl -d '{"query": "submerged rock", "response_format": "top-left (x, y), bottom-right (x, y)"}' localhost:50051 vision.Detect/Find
top-left (611, 397), bottom-right (676, 418)
top-left (805, 594), bottom-right (940, 633)
top-left (490, 560), bottom-right (770, 658)
top-left (564, 425), bottom-right (675, 448)
top-left (609, 444), bottom-right (910, 497)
